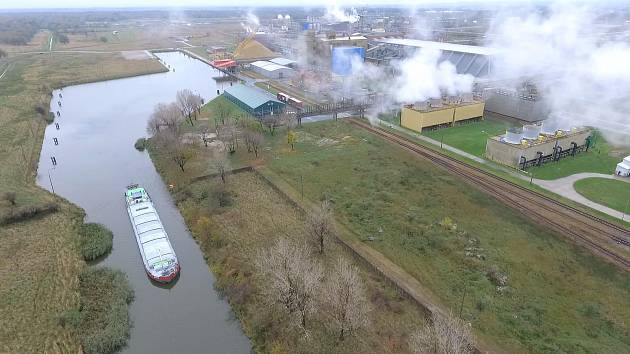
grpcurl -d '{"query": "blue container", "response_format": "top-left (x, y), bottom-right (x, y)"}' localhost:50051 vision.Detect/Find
top-left (331, 46), bottom-right (365, 76)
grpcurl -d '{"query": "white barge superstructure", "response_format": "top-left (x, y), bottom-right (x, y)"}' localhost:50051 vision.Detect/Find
top-left (125, 185), bottom-right (180, 283)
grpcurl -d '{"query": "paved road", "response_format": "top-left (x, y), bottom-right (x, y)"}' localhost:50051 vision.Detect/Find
top-left (534, 173), bottom-right (630, 220)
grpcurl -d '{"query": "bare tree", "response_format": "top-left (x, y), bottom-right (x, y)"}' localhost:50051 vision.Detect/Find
top-left (211, 150), bottom-right (229, 183)
top-left (260, 114), bottom-right (280, 135)
top-left (256, 238), bottom-right (322, 329)
top-left (307, 200), bottom-right (335, 254)
top-left (147, 102), bottom-right (183, 136)
top-left (323, 259), bottom-right (371, 341)
top-left (200, 125), bottom-right (213, 147)
top-left (187, 92), bottom-right (204, 120)
top-left (176, 89), bottom-right (195, 125)
top-left (217, 120), bottom-right (238, 153)
top-left (214, 99), bottom-right (230, 125)
top-left (409, 311), bottom-right (475, 354)
top-left (250, 131), bottom-right (264, 158)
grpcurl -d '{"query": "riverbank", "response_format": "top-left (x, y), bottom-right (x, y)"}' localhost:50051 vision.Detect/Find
top-left (0, 51), bottom-right (166, 353)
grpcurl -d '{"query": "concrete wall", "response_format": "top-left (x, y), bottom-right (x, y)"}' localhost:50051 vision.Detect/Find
top-left (485, 130), bottom-right (592, 168)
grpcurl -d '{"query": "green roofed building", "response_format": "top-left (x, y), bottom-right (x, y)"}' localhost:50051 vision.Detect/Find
top-left (224, 84), bottom-right (285, 116)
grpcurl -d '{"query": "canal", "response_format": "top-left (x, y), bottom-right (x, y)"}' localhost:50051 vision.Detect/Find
top-left (36, 51), bottom-right (250, 353)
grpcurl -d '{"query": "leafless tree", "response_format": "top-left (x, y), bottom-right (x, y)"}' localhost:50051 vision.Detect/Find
top-left (217, 120), bottom-right (238, 153)
top-left (200, 125), bottom-right (213, 147)
top-left (147, 102), bottom-right (183, 136)
top-left (176, 89), bottom-right (196, 126)
top-left (170, 144), bottom-right (196, 172)
top-left (256, 238), bottom-right (322, 329)
top-left (409, 311), bottom-right (475, 354)
top-left (214, 99), bottom-right (230, 125)
top-left (260, 114), bottom-right (281, 135)
top-left (211, 150), bottom-right (229, 183)
top-left (250, 131), bottom-right (264, 158)
top-left (307, 200), bottom-right (335, 254)
top-left (323, 259), bottom-right (371, 341)
top-left (187, 92), bottom-right (204, 119)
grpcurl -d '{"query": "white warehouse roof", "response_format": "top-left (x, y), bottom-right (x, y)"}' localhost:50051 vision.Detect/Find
top-left (250, 60), bottom-right (292, 72)
top-left (270, 57), bottom-right (296, 66)
top-left (375, 38), bottom-right (498, 56)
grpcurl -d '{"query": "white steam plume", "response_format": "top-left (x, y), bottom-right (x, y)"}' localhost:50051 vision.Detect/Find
top-left (487, 4), bottom-right (630, 145)
top-left (324, 0), bottom-right (360, 24)
top-left (242, 10), bottom-right (260, 33)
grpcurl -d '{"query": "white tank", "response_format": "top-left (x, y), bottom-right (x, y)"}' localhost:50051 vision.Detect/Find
top-left (541, 121), bottom-right (558, 135)
top-left (504, 128), bottom-right (523, 144)
top-left (523, 124), bottom-right (542, 140)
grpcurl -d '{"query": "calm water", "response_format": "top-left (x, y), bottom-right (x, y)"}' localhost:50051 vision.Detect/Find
top-left (36, 52), bottom-right (250, 354)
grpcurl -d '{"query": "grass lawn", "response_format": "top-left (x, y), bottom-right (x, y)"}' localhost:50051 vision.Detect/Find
top-left (574, 178), bottom-right (630, 214)
top-left (265, 120), bottom-right (630, 354)
top-left (0, 51), bottom-right (165, 353)
top-left (527, 131), bottom-right (629, 180)
top-left (424, 119), bottom-right (514, 157)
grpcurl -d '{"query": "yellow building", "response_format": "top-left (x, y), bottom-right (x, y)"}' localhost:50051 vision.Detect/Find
top-left (401, 101), bottom-right (485, 132)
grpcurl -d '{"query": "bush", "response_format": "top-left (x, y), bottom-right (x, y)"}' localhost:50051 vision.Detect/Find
top-left (77, 267), bottom-right (134, 354)
top-left (1, 191), bottom-right (17, 206)
top-left (79, 223), bottom-right (113, 261)
top-left (99, 36), bottom-right (108, 43)
top-left (134, 138), bottom-right (147, 151)
top-left (46, 112), bottom-right (55, 124)
top-left (0, 202), bottom-right (58, 225)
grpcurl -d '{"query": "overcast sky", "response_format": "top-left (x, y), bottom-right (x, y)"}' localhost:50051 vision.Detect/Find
top-left (0, 0), bottom-right (611, 11)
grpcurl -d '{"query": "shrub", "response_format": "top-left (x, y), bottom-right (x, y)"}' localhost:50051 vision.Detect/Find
top-left (0, 202), bottom-right (58, 225)
top-left (46, 112), bottom-right (55, 124)
top-left (77, 267), bottom-right (134, 354)
top-left (134, 138), bottom-right (147, 151)
top-left (79, 223), bottom-right (113, 261)
top-left (99, 36), bottom-right (108, 43)
top-left (1, 191), bottom-right (17, 206)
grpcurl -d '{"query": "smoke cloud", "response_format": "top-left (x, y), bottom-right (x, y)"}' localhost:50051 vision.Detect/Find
top-left (242, 10), bottom-right (260, 33)
top-left (324, 0), bottom-right (360, 24)
top-left (486, 4), bottom-right (630, 145)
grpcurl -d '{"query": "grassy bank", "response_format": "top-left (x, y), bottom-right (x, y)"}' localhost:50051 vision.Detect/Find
top-left (574, 178), bottom-right (630, 214)
top-left (265, 121), bottom-right (630, 353)
top-left (0, 51), bottom-right (164, 353)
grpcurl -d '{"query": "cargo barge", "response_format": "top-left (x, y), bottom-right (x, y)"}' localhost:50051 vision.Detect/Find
top-left (125, 185), bottom-right (180, 283)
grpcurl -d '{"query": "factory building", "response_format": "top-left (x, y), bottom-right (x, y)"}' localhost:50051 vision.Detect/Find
top-left (249, 60), bottom-right (294, 79)
top-left (223, 84), bottom-right (285, 116)
top-left (485, 124), bottom-right (592, 169)
top-left (401, 97), bottom-right (485, 132)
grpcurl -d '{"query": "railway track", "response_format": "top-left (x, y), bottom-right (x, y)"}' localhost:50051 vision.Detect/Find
top-left (349, 118), bottom-right (630, 271)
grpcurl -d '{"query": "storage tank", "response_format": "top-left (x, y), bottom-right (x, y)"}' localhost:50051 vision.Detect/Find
top-left (503, 127), bottom-right (523, 144)
top-left (523, 124), bottom-right (542, 140)
top-left (541, 121), bottom-right (558, 135)
top-left (331, 46), bottom-right (365, 76)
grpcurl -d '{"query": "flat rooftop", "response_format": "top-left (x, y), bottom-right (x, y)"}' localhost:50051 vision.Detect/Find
top-left (406, 100), bottom-right (483, 113)
top-left (375, 38), bottom-right (498, 56)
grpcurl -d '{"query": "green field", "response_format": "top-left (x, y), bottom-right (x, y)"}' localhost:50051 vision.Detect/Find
top-left (424, 119), bottom-right (513, 157)
top-left (574, 178), bottom-right (630, 214)
top-left (265, 121), bottom-right (630, 353)
top-left (526, 131), bottom-right (628, 180)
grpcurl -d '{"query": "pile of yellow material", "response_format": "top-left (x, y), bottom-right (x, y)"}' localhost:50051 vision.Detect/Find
top-left (233, 38), bottom-right (277, 61)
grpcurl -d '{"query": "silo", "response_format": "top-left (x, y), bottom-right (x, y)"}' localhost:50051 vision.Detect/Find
top-left (523, 124), bottom-right (542, 140)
